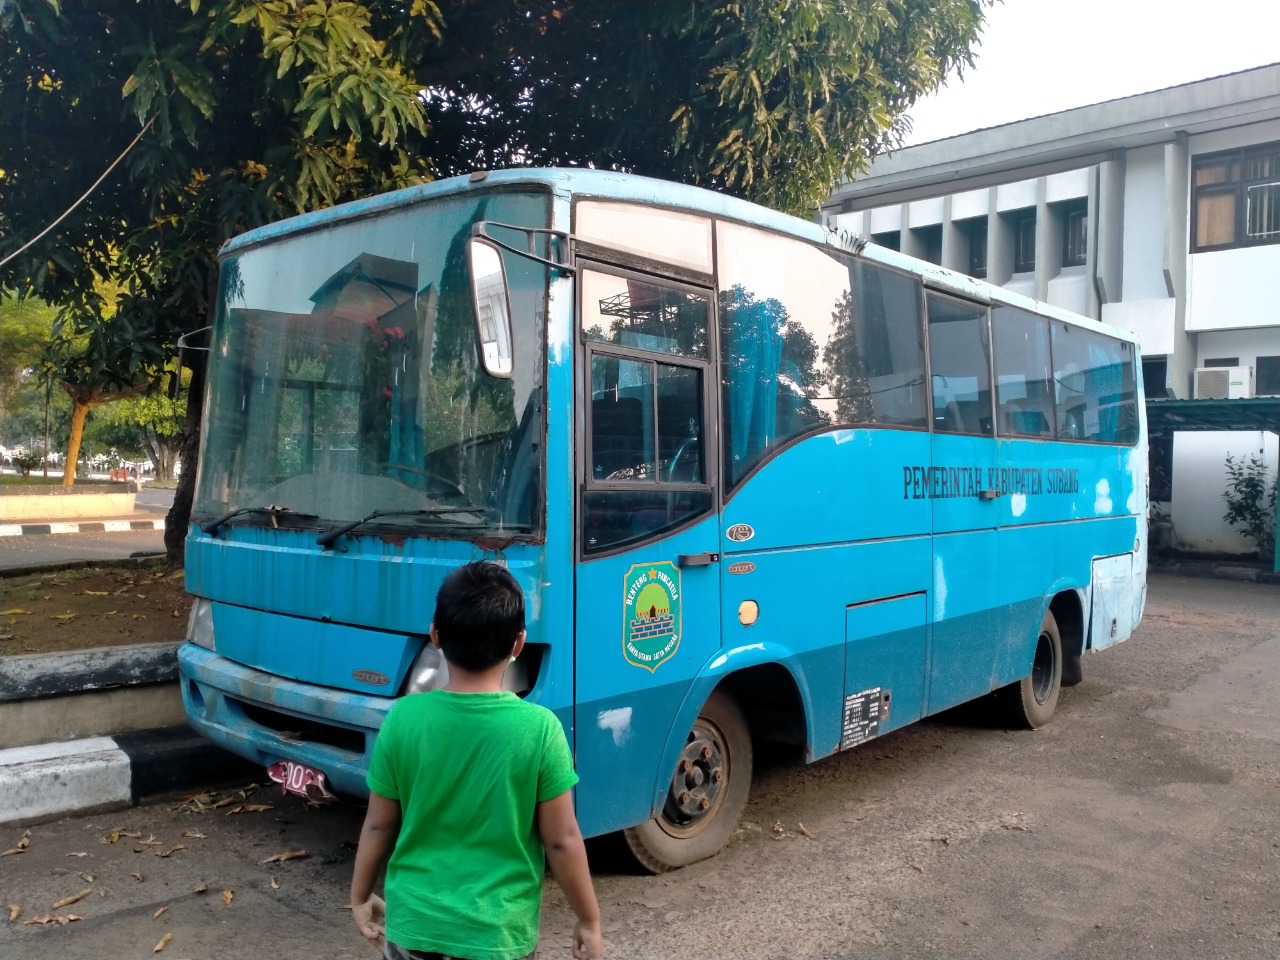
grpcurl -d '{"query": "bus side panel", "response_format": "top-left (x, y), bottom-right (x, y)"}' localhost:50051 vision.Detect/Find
top-left (720, 429), bottom-right (933, 756)
top-left (927, 433), bottom-right (1000, 715)
top-left (992, 438), bottom-right (1144, 684)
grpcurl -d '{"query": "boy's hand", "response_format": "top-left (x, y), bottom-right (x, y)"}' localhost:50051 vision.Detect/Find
top-left (351, 893), bottom-right (386, 947)
top-left (573, 919), bottom-right (604, 958)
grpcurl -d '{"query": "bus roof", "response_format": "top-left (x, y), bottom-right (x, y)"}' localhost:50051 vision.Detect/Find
top-left (221, 167), bottom-right (1138, 346)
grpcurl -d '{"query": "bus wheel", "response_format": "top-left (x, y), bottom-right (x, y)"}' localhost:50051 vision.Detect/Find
top-left (998, 611), bottom-right (1062, 729)
top-left (623, 690), bottom-right (752, 873)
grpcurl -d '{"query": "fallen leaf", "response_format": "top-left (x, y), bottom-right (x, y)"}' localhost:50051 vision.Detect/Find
top-left (153, 906), bottom-right (169, 920)
top-left (181, 830), bottom-right (207, 840)
top-left (1, 609), bottom-right (31, 615)
top-left (260, 849), bottom-right (308, 864)
top-left (51, 889), bottom-right (92, 909)
top-left (50, 613), bottom-right (77, 621)
top-left (228, 803), bottom-right (273, 815)
top-left (82, 590), bottom-right (110, 596)
top-left (17, 831), bottom-right (31, 850)
top-left (797, 822), bottom-right (816, 839)
top-left (104, 610), bottom-right (118, 616)
top-left (76, 873), bottom-right (94, 884)
top-left (210, 796), bottom-right (238, 810)
top-left (132, 614), bottom-right (147, 621)
top-left (269, 875), bottom-right (280, 890)
top-left (910, 862), bottom-right (925, 873)
top-left (1, 849), bottom-right (25, 858)
top-left (222, 889), bottom-right (234, 906)
top-left (154, 931), bottom-right (173, 952)
top-left (7, 904), bottom-right (19, 923)
top-left (130, 872), bottom-right (144, 882)
top-left (155, 844), bottom-right (185, 858)
top-left (24, 912), bottom-right (82, 926)
top-left (65, 851), bottom-right (88, 858)
top-left (194, 883), bottom-right (208, 894)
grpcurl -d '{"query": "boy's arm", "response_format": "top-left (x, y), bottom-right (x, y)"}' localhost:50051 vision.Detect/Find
top-left (350, 791), bottom-right (402, 944)
top-left (537, 790), bottom-right (603, 959)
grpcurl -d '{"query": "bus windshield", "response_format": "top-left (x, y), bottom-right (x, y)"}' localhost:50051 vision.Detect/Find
top-left (195, 190), bottom-right (549, 538)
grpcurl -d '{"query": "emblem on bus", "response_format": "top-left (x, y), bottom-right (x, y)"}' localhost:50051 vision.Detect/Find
top-left (727, 561), bottom-right (756, 575)
top-left (352, 669), bottom-right (390, 686)
top-left (725, 523), bottom-right (755, 542)
top-left (622, 561), bottom-right (682, 673)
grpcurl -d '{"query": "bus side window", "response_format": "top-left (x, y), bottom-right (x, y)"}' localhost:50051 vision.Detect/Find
top-left (993, 306), bottom-right (1055, 438)
top-left (926, 294), bottom-right (992, 436)
top-left (583, 355), bottom-right (712, 555)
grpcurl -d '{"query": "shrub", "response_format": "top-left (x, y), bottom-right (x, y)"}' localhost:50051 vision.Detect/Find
top-left (12, 450), bottom-right (44, 476)
top-left (1222, 454), bottom-right (1277, 559)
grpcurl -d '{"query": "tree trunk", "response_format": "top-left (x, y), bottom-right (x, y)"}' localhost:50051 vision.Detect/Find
top-left (62, 400), bottom-right (90, 486)
top-left (165, 357), bottom-right (205, 568)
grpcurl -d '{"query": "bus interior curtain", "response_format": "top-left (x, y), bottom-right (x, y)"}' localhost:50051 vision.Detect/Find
top-left (725, 287), bottom-right (784, 462)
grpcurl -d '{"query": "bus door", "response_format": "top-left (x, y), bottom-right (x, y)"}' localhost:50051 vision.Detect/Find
top-left (924, 292), bottom-right (1001, 714)
top-left (571, 264), bottom-right (722, 837)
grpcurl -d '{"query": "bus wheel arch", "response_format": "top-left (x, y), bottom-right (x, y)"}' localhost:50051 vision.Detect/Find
top-left (996, 609), bottom-right (1063, 729)
top-left (623, 688), bottom-right (753, 873)
top-left (1050, 590), bottom-right (1085, 687)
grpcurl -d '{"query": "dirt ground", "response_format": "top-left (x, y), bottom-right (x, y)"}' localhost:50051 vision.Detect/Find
top-left (0, 562), bottom-right (189, 656)
top-left (1, 573), bottom-right (1276, 960)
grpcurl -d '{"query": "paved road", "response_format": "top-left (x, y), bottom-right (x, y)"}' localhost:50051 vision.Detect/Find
top-left (2, 572), bottom-right (1277, 959)
top-left (0, 488), bottom-right (174, 571)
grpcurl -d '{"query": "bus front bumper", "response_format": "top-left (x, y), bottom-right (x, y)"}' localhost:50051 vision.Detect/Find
top-left (178, 643), bottom-right (394, 797)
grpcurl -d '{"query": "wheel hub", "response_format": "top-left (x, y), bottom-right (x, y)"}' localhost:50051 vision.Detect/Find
top-left (659, 722), bottom-right (726, 837)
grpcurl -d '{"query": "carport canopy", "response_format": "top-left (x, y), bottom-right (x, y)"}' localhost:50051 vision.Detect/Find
top-left (1145, 396), bottom-right (1280, 573)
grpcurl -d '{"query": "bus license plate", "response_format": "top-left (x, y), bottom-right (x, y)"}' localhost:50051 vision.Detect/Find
top-left (267, 760), bottom-right (338, 804)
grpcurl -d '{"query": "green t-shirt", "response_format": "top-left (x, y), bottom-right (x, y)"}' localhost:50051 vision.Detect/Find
top-left (367, 690), bottom-right (577, 960)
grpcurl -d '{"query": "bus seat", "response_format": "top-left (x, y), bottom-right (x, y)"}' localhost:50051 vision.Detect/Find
top-left (591, 397), bottom-right (646, 479)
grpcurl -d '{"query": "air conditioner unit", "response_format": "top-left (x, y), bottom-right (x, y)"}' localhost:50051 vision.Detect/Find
top-left (1193, 366), bottom-right (1253, 400)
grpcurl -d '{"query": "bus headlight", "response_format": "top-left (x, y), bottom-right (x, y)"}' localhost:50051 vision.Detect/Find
top-left (406, 644), bottom-right (450, 694)
top-left (187, 597), bottom-right (215, 651)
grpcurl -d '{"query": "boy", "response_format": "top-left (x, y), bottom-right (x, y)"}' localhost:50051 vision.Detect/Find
top-left (350, 561), bottom-right (603, 960)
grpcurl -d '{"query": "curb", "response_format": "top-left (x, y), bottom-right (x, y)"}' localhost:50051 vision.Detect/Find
top-left (0, 518), bottom-right (165, 537)
top-left (1150, 560), bottom-right (1280, 585)
top-left (0, 726), bottom-right (257, 826)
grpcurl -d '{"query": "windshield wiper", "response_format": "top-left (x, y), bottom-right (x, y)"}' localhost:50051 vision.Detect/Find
top-left (202, 504), bottom-right (318, 536)
top-left (316, 508), bottom-right (480, 549)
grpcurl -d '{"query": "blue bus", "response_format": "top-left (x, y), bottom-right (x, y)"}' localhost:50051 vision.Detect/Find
top-left (180, 168), bottom-right (1147, 871)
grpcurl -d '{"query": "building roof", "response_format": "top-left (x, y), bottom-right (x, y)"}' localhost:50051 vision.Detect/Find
top-left (825, 62), bottom-right (1280, 211)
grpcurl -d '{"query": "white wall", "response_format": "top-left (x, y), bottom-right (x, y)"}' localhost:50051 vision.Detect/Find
top-left (1186, 245), bottom-right (1280, 331)
top-left (1121, 145), bottom-right (1169, 301)
top-left (1103, 298), bottom-right (1176, 355)
top-left (1171, 431), bottom-right (1279, 555)
top-left (1046, 266), bottom-right (1089, 315)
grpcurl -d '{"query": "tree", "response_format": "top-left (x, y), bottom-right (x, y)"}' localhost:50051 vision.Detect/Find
top-left (2, 1), bottom-right (989, 562)
top-left (95, 363), bottom-right (190, 480)
top-left (408, 0), bottom-right (988, 214)
top-left (2, 0), bottom-right (435, 559)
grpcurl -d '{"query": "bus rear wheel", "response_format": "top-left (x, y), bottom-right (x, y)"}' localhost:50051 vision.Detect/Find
top-left (997, 610), bottom-right (1062, 729)
top-left (623, 690), bottom-right (752, 873)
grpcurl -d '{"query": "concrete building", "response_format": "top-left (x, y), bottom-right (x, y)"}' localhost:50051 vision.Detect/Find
top-left (823, 64), bottom-right (1279, 557)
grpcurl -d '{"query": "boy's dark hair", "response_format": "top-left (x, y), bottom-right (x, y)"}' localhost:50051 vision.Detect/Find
top-left (433, 561), bottom-right (525, 672)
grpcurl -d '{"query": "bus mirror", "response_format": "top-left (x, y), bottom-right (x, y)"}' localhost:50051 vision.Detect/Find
top-left (468, 239), bottom-right (514, 378)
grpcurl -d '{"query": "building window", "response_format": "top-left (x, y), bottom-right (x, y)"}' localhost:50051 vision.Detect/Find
top-left (1191, 142), bottom-right (1280, 252)
top-left (1203, 357), bottom-right (1239, 367)
top-left (913, 225), bottom-right (942, 265)
top-left (1257, 356), bottom-right (1280, 396)
top-left (871, 230), bottom-right (901, 252)
top-left (1061, 200), bottom-right (1088, 267)
top-left (1012, 210), bottom-right (1036, 273)
top-left (1142, 357), bottom-right (1168, 400)
top-left (963, 218), bottom-right (987, 278)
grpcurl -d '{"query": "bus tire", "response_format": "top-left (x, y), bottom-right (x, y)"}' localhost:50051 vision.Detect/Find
top-left (998, 610), bottom-right (1062, 729)
top-left (623, 690), bottom-right (752, 873)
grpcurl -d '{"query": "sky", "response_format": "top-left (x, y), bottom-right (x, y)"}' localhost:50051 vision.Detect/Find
top-left (903, 0), bottom-right (1280, 146)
